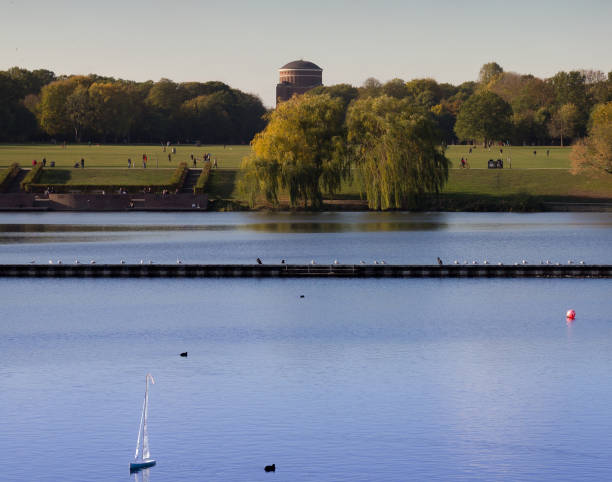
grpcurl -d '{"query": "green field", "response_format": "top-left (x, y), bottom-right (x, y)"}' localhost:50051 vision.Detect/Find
top-left (37, 168), bottom-right (176, 187)
top-left (445, 145), bottom-right (570, 169)
top-left (0, 144), bottom-right (570, 170)
top-left (2, 144), bottom-right (610, 209)
top-left (0, 144), bottom-right (250, 169)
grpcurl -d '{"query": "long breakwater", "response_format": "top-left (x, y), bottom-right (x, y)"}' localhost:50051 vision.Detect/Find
top-left (0, 264), bottom-right (610, 278)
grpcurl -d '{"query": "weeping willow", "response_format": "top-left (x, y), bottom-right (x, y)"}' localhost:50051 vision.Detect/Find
top-left (238, 94), bottom-right (349, 209)
top-left (347, 96), bottom-right (449, 210)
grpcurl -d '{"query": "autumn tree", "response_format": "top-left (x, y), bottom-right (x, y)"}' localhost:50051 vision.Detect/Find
top-left (240, 94), bottom-right (348, 208)
top-left (347, 96), bottom-right (449, 210)
top-left (571, 101), bottom-right (612, 174)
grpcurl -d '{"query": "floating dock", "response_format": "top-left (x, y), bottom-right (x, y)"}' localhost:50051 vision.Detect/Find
top-left (0, 264), bottom-right (610, 278)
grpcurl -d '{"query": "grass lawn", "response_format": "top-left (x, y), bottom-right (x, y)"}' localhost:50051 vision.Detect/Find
top-left (0, 144), bottom-right (570, 170)
top-left (0, 144), bottom-right (250, 169)
top-left (37, 168), bottom-right (175, 187)
top-left (3, 143), bottom-right (610, 207)
top-left (445, 145), bottom-right (570, 169)
top-left (444, 169), bottom-right (612, 199)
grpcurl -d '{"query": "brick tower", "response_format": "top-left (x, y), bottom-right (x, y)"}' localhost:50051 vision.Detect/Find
top-left (276, 60), bottom-right (323, 106)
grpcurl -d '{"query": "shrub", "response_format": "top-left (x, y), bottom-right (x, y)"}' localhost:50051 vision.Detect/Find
top-left (0, 163), bottom-right (20, 192)
top-left (21, 163), bottom-right (43, 192)
top-left (169, 162), bottom-right (189, 190)
top-left (194, 163), bottom-right (211, 193)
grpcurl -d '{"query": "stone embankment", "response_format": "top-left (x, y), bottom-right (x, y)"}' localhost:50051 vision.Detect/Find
top-left (0, 264), bottom-right (609, 278)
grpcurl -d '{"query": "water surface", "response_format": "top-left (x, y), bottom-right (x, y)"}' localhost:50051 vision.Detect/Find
top-left (0, 212), bottom-right (611, 481)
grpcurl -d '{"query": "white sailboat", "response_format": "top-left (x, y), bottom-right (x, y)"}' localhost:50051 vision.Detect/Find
top-left (130, 373), bottom-right (156, 472)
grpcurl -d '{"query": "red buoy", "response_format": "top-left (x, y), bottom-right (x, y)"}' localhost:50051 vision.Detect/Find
top-left (566, 309), bottom-right (576, 320)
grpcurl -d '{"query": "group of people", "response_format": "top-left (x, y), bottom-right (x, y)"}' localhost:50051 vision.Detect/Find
top-left (190, 152), bottom-right (218, 168)
top-left (127, 152), bottom-right (219, 168)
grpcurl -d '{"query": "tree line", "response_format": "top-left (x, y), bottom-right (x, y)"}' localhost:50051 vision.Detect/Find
top-left (0, 67), bottom-right (267, 144)
top-left (320, 62), bottom-right (611, 147)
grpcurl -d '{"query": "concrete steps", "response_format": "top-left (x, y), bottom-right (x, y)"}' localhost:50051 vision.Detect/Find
top-left (181, 169), bottom-right (201, 193)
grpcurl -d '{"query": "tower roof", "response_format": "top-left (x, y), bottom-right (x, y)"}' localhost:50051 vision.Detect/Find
top-left (279, 60), bottom-right (322, 71)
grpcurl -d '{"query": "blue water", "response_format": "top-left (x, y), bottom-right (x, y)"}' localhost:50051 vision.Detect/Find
top-left (0, 212), bottom-right (611, 481)
top-left (0, 211), bottom-right (610, 265)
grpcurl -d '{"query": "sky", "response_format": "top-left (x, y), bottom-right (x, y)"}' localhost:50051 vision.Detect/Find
top-left (1, 0), bottom-right (611, 107)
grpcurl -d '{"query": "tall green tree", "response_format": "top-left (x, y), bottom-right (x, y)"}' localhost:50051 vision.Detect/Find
top-left (454, 91), bottom-right (512, 145)
top-left (240, 94), bottom-right (348, 208)
top-left (347, 96), bottom-right (449, 210)
top-left (65, 84), bottom-right (91, 142)
top-left (479, 62), bottom-right (504, 85)
top-left (38, 77), bottom-right (92, 139)
top-left (548, 103), bottom-right (581, 146)
top-left (88, 82), bottom-right (135, 141)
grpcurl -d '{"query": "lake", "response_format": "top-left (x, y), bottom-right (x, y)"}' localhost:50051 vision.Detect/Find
top-left (1, 212), bottom-right (611, 481)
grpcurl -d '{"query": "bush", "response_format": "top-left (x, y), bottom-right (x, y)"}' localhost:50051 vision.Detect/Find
top-left (0, 163), bottom-right (20, 192)
top-left (194, 163), bottom-right (211, 193)
top-left (20, 163), bottom-right (43, 192)
top-left (169, 162), bottom-right (189, 189)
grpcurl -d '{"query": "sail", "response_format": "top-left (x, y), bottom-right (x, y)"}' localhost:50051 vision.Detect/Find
top-left (135, 373), bottom-right (155, 461)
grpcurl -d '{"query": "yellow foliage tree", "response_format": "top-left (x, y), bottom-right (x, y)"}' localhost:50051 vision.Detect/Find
top-left (571, 101), bottom-right (612, 174)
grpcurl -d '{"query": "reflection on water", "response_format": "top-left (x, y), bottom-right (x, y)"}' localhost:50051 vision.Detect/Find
top-left (133, 468), bottom-right (150, 482)
top-left (0, 212), bottom-right (610, 265)
top-left (0, 221), bottom-right (448, 234)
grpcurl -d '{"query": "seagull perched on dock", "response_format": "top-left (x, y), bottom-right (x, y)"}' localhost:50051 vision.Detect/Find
top-left (90, 260), bottom-right (96, 264)
top-left (57, 260), bottom-right (62, 264)
top-left (310, 260), bottom-right (316, 265)
top-left (333, 259), bottom-right (339, 265)
top-left (48, 260), bottom-right (53, 264)
top-left (568, 260), bottom-right (573, 264)
top-left (579, 261), bottom-right (585, 265)
top-left (30, 259), bottom-right (35, 264)
top-left (453, 260), bottom-right (459, 265)
top-left (75, 259), bottom-right (80, 264)
top-left (176, 258), bottom-right (182, 264)
top-left (472, 260), bottom-right (478, 265)
top-left (148, 260), bottom-right (153, 264)
top-left (483, 260), bottom-right (489, 264)
top-left (374, 260), bottom-right (379, 265)
top-left (360, 260), bottom-right (365, 265)
top-left (120, 260), bottom-right (125, 264)
top-left (140, 260), bottom-right (144, 264)
top-left (521, 260), bottom-right (528, 265)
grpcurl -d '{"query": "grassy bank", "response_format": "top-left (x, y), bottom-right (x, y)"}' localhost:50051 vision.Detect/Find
top-left (2, 144), bottom-right (610, 210)
top-left (35, 168), bottom-right (176, 192)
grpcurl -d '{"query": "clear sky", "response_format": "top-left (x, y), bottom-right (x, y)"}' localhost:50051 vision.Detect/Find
top-left (2, 0), bottom-right (611, 107)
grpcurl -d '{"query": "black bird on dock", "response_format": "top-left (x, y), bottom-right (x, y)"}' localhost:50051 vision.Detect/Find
top-left (264, 464), bottom-right (276, 472)
top-left (180, 352), bottom-right (188, 357)
top-left (256, 258), bottom-right (263, 264)
top-left (437, 257), bottom-right (443, 265)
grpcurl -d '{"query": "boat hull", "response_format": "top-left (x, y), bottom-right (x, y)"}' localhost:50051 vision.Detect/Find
top-left (130, 459), bottom-right (156, 471)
